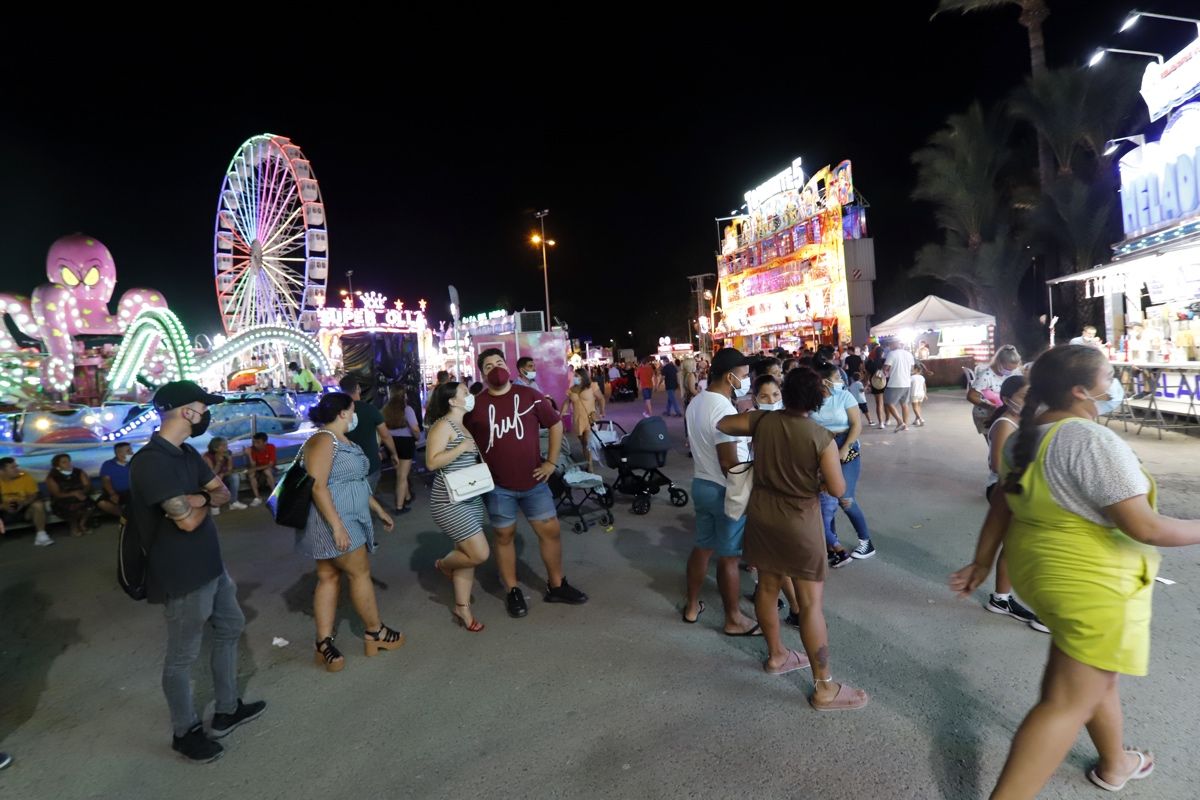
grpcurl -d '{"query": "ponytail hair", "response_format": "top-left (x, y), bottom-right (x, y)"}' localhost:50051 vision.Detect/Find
top-left (1003, 345), bottom-right (1106, 494)
top-left (986, 374), bottom-right (1027, 429)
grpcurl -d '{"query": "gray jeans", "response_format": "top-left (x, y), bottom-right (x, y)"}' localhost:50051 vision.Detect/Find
top-left (162, 571), bottom-right (245, 736)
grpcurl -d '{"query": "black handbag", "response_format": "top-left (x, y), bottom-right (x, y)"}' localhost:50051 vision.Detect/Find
top-left (267, 431), bottom-right (333, 528)
top-left (267, 459), bottom-right (314, 528)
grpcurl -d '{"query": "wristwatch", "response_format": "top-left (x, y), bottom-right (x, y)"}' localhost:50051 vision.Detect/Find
top-left (199, 490), bottom-right (213, 507)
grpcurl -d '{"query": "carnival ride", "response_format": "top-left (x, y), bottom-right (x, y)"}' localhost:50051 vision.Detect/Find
top-left (0, 134), bottom-right (336, 475)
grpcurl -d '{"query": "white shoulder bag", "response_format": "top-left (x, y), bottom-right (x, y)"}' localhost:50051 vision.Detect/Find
top-left (442, 423), bottom-right (494, 503)
top-left (723, 461), bottom-right (754, 520)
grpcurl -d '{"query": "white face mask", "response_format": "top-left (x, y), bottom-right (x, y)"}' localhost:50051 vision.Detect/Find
top-left (345, 412), bottom-right (358, 432)
top-left (730, 373), bottom-right (749, 399)
top-left (524, 370), bottom-right (537, 380)
top-left (58, 468), bottom-right (73, 476)
top-left (758, 401), bottom-right (783, 411)
top-left (460, 393), bottom-right (476, 413)
top-left (572, 376), bottom-right (581, 386)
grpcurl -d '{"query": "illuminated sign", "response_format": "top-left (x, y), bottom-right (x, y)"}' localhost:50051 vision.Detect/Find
top-left (745, 157), bottom-right (806, 214)
top-left (1141, 36), bottom-right (1200, 123)
top-left (1118, 102), bottom-right (1200, 239)
top-left (318, 291), bottom-right (427, 332)
top-left (461, 309), bottom-right (514, 335)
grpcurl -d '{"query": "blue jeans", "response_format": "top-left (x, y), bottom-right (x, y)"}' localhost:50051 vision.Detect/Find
top-left (162, 571), bottom-right (244, 736)
top-left (484, 482), bottom-right (558, 529)
top-left (664, 389), bottom-right (682, 416)
top-left (821, 433), bottom-right (870, 549)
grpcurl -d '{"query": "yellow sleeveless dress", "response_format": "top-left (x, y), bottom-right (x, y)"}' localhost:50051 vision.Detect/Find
top-left (1003, 418), bottom-right (1160, 676)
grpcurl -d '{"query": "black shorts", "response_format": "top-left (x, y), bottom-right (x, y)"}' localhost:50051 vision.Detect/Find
top-left (392, 436), bottom-right (416, 460)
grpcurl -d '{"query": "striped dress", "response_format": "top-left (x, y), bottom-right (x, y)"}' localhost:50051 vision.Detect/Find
top-left (429, 420), bottom-right (486, 542)
top-left (296, 430), bottom-right (377, 560)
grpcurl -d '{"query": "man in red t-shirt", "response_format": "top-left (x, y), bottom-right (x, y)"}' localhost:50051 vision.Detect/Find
top-left (246, 433), bottom-right (277, 507)
top-left (636, 358), bottom-right (657, 418)
top-left (464, 348), bottom-right (589, 618)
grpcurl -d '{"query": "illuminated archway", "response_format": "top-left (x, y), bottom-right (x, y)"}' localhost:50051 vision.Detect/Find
top-left (107, 308), bottom-right (196, 393)
top-left (195, 326), bottom-right (331, 375)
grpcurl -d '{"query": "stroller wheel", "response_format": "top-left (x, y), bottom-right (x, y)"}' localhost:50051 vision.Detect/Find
top-left (598, 490), bottom-right (615, 509)
top-left (632, 496), bottom-right (651, 515)
top-left (601, 511), bottom-right (614, 526)
top-left (572, 521), bottom-right (586, 534)
top-left (669, 488), bottom-right (689, 507)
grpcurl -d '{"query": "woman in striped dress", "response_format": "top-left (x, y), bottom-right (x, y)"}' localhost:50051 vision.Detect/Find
top-left (426, 381), bottom-right (491, 632)
top-left (300, 392), bottom-right (404, 671)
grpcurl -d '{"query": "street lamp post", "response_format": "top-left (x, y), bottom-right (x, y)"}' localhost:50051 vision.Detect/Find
top-left (532, 210), bottom-right (556, 330)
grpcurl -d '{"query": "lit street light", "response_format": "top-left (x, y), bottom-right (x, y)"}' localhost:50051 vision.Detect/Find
top-left (1088, 47), bottom-right (1164, 67)
top-left (1120, 10), bottom-right (1200, 34)
top-left (532, 210), bottom-right (555, 329)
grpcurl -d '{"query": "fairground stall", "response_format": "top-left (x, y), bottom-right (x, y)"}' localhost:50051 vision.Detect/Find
top-left (318, 290), bottom-right (432, 417)
top-left (712, 157), bottom-right (876, 352)
top-left (441, 309), bottom-right (572, 403)
top-left (870, 295), bottom-right (996, 386)
top-left (1048, 41), bottom-right (1200, 433)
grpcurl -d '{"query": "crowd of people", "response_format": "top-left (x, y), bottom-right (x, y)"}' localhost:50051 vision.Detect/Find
top-left (5, 331), bottom-right (1196, 797)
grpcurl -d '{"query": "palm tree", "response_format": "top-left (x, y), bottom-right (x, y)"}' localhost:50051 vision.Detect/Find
top-left (911, 102), bottom-right (1012, 250)
top-left (910, 103), bottom-right (1032, 346)
top-left (935, 0), bottom-right (1054, 188)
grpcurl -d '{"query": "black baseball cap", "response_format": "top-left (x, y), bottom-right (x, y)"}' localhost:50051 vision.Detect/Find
top-left (153, 380), bottom-right (224, 412)
top-left (709, 347), bottom-right (753, 378)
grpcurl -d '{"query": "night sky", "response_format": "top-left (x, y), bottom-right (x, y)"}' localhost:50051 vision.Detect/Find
top-left (3, 2), bottom-right (1197, 355)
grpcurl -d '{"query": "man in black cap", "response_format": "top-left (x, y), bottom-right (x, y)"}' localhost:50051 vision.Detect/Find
top-left (130, 381), bottom-right (265, 763)
top-left (681, 347), bottom-right (760, 635)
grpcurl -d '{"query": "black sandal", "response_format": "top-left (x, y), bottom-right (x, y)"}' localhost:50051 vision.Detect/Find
top-left (364, 623), bottom-right (406, 656)
top-left (314, 636), bottom-right (344, 672)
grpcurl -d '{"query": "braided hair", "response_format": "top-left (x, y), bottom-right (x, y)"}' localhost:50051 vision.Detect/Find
top-left (1003, 345), bottom-right (1106, 494)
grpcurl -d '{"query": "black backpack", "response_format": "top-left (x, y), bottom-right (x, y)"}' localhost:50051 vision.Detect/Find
top-left (117, 511), bottom-right (147, 601)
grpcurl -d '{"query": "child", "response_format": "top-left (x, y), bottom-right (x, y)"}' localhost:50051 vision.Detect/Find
top-left (848, 370), bottom-right (870, 425)
top-left (246, 432), bottom-right (277, 507)
top-left (910, 364), bottom-right (927, 426)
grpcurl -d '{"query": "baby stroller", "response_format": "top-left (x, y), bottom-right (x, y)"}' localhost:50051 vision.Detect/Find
top-left (610, 376), bottom-right (637, 402)
top-left (601, 416), bottom-right (689, 515)
top-left (546, 446), bottom-right (615, 534)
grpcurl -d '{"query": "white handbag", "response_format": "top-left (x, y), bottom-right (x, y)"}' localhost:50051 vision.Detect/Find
top-left (443, 458), bottom-right (495, 503)
top-left (723, 461), bottom-right (754, 520)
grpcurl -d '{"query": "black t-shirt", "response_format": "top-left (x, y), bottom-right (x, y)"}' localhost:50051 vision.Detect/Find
top-left (131, 434), bottom-right (222, 604)
top-left (661, 362), bottom-right (679, 390)
top-left (844, 355), bottom-right (863, 377)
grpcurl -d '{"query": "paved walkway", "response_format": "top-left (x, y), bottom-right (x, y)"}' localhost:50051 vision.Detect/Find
top-left (1, 390), bottom-right (1197, 799)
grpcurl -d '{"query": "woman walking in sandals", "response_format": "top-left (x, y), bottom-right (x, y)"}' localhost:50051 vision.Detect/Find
top-left (426, 381), bottom-right (491, 632)
top-left (718, 367), bottom-right (869, 712)
top-left (301, 393), bottom-right (404, 671)
top-left (952, 345), bottom-right (1200, 796)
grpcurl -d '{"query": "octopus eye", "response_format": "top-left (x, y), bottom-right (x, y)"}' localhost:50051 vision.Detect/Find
top-left (60, 267), bottom-right (80, 286)
top-left (83, 267), bottom-right (101, 286)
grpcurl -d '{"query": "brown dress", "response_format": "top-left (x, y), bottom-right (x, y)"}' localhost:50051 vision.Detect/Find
top-left (742, 410), bottom-right (834, 581)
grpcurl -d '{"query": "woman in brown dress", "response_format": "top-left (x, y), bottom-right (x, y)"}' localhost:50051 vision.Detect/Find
top-left (718, 367), bottom-right (869, 711)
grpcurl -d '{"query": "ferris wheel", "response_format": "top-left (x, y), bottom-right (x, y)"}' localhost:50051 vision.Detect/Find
top-left (213, 134), bottom-right (328, 335)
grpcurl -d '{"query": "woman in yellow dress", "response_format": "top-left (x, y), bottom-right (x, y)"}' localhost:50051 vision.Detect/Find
top-left (564, 367), bottom-right (604, 470)
top-left (951, 345), bottom-right (1200, 797)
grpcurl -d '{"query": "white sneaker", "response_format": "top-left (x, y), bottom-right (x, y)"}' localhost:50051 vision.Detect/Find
top-left (229, 501), bottom-right (248, 511)
top-left (34, 531), bottom-right (54, 547)
top-left (249, 498), bottom-right (263, 507)
top-left (210, 507), bottom-right (221, 516)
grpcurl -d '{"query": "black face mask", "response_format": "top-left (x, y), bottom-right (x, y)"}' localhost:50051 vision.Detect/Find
top-left (188, 409), bottom-right (212, 438)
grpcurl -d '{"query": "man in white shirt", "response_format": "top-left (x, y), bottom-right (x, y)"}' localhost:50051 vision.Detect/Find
top-left (681, 348), bottom-right (759, 635)
top-left (1069, 325), bottom-right (1105, 350)
top-left (882, 340), bottom-right (916, 431)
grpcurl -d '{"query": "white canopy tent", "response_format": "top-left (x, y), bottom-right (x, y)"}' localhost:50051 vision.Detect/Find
top-left (870, 295), bottom-right (995, 337)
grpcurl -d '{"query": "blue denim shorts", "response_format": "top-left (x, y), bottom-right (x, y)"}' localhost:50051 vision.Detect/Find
top-left (692, 478), bottom-right (745, 557)
top-left (484, 482), bottom-right (557, 529)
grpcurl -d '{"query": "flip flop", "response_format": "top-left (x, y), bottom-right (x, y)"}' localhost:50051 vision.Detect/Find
top-left (681, 600), bottom-right (705, 624)
top-left (724, 623), bottom-right (763, 637)
top-left (809, 682), bottom-right (870, 711)
top-left (763, 649), bottom-right (810, 675)
top-left (1087, 749), bottom-right (1155, 792)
